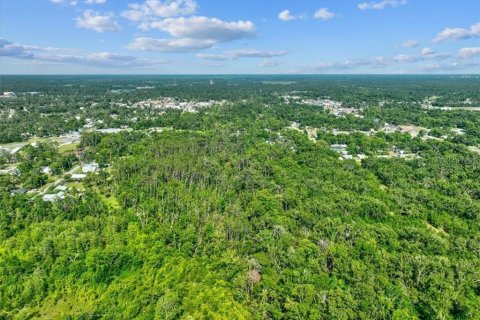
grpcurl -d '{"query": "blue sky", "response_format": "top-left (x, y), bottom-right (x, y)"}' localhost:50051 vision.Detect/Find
top-left (1, 0), bottom-right (479, 74)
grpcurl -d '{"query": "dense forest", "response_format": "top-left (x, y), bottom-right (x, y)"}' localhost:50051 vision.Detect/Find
top-left (1, 76), bottom-right (480, 319)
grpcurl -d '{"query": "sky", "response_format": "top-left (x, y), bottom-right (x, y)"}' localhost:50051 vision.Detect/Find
top-left (1, 0), bottom-right (479, 74)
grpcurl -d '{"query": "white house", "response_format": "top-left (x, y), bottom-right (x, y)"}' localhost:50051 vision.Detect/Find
top-left (42, 192), bottom-right (65, 202)
top-left (71, 173), bottom-right (87, 180)
top-left (55, 185), bottom-right (68, 191)
top-left (330, 144), bottom-right (348, 152)
top-left (41, 166), bottom-right (52, 174)
top-left (82, 162), bottom-right (99, 173)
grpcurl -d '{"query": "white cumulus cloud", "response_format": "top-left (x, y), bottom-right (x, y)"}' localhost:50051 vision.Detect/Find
top-left (76, 10), bottom-right (122, 32)
top-left (129, 16), bottom-right (256, 52)
top-left (278, 10), bottom-right (299, 22)
top-left (420, 48), bottom-right (435, 56)
top-left (314, 8), bottom-right (335, 20)
top-left (140, 16), bottom-right (255, 41)
top-left (358, 0), bottom-right (407, 10)
top-left (122, 0), bottom-right (197, 21)
top-left (434, 23), bottom-right (480, 42)
top-left (458, 47), bottom-right (480, 59)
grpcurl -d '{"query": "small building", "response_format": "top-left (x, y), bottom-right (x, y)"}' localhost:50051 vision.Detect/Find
top-left (42, 192), bottom-right (65, 202)
top-left (451, 128), bottom-right (465, 135)
top-left (10, 147), bottom-right (22, 155)
top-left (10, 188), bottom-right (27, 196)
top-left (71, 173), bottom-right (87, 180)
top-left (97, 128), bottom-right (125, 134)
top-left (82, 162), bottom-right (99, 173)
top-left (55, 185), bottom-right (68, 192)
top-left (330, 144), bottom-right (348, 152)
top-left (41, 166), bottom-right (52, 174)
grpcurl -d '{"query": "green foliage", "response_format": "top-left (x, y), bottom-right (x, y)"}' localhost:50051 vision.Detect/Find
top-left (1, 76), bottom-right (480, 319)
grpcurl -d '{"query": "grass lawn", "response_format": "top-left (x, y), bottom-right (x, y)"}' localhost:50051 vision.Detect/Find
top-left (59, 142), bottom-right (80, 153)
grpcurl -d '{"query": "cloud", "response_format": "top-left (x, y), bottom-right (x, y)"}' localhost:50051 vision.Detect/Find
top-left (140, 16), bottom-right (255, 40)
top-left (294, 59), bottom-right (385, 73)
top-left (259, 60), bottom-right (280, 67)
top-left (458, 47), bottom-right (480, 59)
top-left (85, 0), bottom-right (107, 3)
top-left (314, 8), bottom-right (335, 20)
top-left (128, 37), bottom-right (216, 52)
top-left (358, 0), bottom-right (407, 10)
top-left (292, 50), bottom-right (456, 74)
top-left (129, 16), bottom-right (256, 52)
top-left (393, 54), bottom-right (421, 63)
top-left (122, 0), bottom-right (197, 21)
top-left (420, 47), bottom-right (435, 56)
top-left (35, 52), bottom-right (152, 68)
top-left (195, 53), bottom-right (231, 61)
top-left (401, 39), bottom-right (419, 48)
top-left (419, 61), bottom-right (480, 73)
top-left (50, 0), bottom-right (105, 4)
top-left (49, 0), bottom-right (79, 5)
top-left (0, 39), bottom-right (35, 59)
top-left (278, 10), bottom-right (300, 22)
top-left (226, 49), bottom-right (287, 58)
top-left (434, 23), bottom-right (480, 42)
top-left (0, 38), bottom-right (157, 68)
top-left (76, 10), bottom-right (122, 32)
top-left (196, 49), bottom-right (288, 60)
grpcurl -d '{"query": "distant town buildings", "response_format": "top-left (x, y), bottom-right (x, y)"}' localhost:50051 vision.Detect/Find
top-left (1, 92), bottom-right (17, 99)
top-left (130, 97), bottom-right (220, 113)
top-left (300, 99), bottom-right (363, 118)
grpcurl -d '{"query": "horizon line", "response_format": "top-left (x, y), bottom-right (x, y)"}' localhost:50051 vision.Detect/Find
top-left (1, 73), bottom-right (479, 76)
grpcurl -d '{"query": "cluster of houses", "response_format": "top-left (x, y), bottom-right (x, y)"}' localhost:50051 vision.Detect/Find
top-left (41, 162), bottom-right (99, 201)
top-left (70, 162), bottom-right (100, 181)
top-left (330, 144), bottom-right (367, 161)
top-left (131, 97), bottom-right (218, 113)
top-left (6, 160), bottom-right (101, 201)
top-left (301, 99), bottom-right (364, 118)
top-left (330, 144), bottom-right (353, 160)
top-left (42, 186), bottom-right (68, 202)
top-left (330, 143), bottom-right (422, 161)
top-left (390, 146), bottom-right (419, 160)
